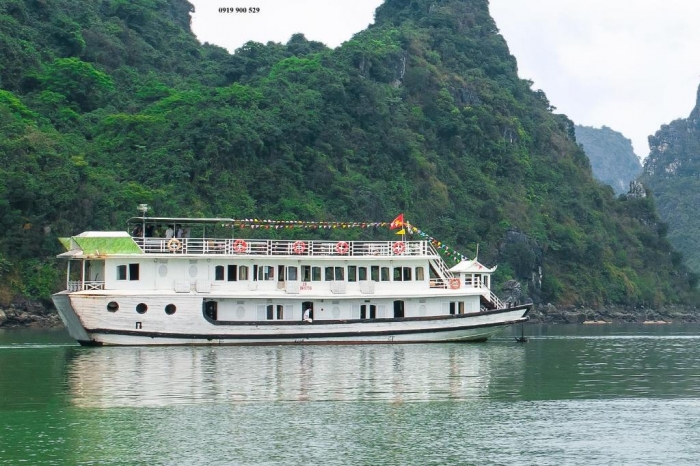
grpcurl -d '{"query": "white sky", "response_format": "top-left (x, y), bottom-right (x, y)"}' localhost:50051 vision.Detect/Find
top-left (190, 0), bottom-right (700, 160)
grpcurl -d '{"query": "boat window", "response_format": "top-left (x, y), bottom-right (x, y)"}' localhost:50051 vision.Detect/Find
top-left (381, 267), bottom-right (390, 281)
top-left (393, 268), bottom-right (402, 281)
top-left (129, 263), bottom-right (140, 281)
top-left (215, 266), bottom-right (224, 281)
top-left (117, 264), bottom-right (140, 280)
top-left (312, 266), bottom-right (321, 281)
top-left (325, 267), bottom-right (334, 281)
top-left (258, 266), bottom-right (274, 280)
top-left (266, 304), bottom-right (274, 320)
top-left (429, 264), bottom-right (439, 278)
top-left (334, 267), bottom-right (344, 281)
top-left (449, 302), bottom-right (456, 315)
top-left (301, 265), bottom-right (311, 281)
top-left (416, 267), bottom-right (425, 281)
top-left (165, 304), bottom-right (176, 315)
top-left (287, 266), bottom-right (298, 281)
top-left (347, 266), bottom-right (357, 282)
top-left (370, 266), bottom-right (379, 282)
top-left (403, 267), bottom-right (412, 281)
top-left (458, 302), bottom-right (465, 314)
top-left (253, 264), bottom-right (258, 281)
top-left (136, 303), bottom-right (147, 314)
top-left (358, 267), bottom-right (367, 281)
top-left (107, 301), bottom-right (119, 312)
top-left (228, 265), bottom-right (238, 281)
top-left (239, 265), bottom-right (249, 280)
top-left (277, 305), bottom-right (284, 320)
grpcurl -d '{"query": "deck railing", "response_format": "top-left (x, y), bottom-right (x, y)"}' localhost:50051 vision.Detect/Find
top-left (68, 281), bottom-right (105, 291)
top-left (133, 238), bottom-right (433, 257)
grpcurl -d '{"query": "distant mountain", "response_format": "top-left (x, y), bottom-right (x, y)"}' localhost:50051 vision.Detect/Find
top-left (642, 84), bottom-right (700, 273)
top-left (0, 0), bottom-right (696, 308)
top-left (574, 125), bottom-right (642, 195)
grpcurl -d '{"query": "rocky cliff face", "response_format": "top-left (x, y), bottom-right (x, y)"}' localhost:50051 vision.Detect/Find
top-left (642, 84), bottom-right (700, 273)
top-left (574, 125), bottom-right (642, 195)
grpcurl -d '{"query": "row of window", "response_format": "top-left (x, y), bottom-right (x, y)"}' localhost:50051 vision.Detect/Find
top-left (214, 264), bottom-right (426, 282)
top-left (106, 301), bottom-right (176, 315)
top-left (117, 263), bottom-right (429, 283)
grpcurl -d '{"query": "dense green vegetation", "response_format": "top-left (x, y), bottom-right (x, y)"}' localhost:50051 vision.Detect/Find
top-left (642, 85), bottom-right (700, 274)
top-left (574, 125), bottom-right (642, 195)
top-left (0, 0), bottom-right (696, 308)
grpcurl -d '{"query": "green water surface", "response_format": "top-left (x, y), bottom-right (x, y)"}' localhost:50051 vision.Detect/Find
top-left (2, 324), bottom-right (700, 465)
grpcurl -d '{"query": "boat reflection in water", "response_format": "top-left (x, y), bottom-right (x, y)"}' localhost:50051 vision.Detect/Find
top-left (67, 344), bottom-right (525, 408)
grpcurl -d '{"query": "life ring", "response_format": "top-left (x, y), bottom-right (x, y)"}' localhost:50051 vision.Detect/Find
top-left (392, 241), bottom-right (405, 255)
top-left (292, 240), bottom-right (307, 254)
top-left (449, 278), bottom-right (461, 289)
top-left (167, 238), bottom-right (182, 252)
top-left (335, 241), bottom-right (350, 255)
top-left (233, 239), bottom-right (248, 253)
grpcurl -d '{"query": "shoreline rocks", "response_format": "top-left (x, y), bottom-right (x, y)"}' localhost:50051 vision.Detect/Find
top-left (0, 302), bottom-right (63, 329)
top-left (528, 303), bottom-right (700, 324)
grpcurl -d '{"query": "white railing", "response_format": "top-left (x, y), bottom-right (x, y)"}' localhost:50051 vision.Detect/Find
top-left (68, 281), bottom-right (105, 291)
top-left (133, 238), bottom-right (434, 257)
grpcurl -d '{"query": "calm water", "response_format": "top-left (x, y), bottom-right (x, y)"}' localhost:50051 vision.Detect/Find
top-left (2, 324), bottom-right (700, 465)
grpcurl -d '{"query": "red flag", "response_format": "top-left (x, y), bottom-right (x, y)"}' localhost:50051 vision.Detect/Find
top-left (390, 214), bottom-right (404, 230)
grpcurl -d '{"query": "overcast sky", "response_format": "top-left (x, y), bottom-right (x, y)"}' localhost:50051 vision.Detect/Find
top-left (190, 0), bottom-right (700, 160)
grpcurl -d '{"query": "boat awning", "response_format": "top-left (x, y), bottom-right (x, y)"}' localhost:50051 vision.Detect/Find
top-left (58, 231), bottom-right (143, 256)
top-left (127, 217), bottom-right (235, 225)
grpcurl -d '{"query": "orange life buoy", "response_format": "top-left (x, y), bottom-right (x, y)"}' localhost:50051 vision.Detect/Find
top-left (335, 241), bottom-right (350, 255)
top-left (292, 240), bottom-right (307, 254)
top-left (392, 241), bottom-right (405, 255)
top-left (167, 238), bottom-right (182, 252)
top-left (449, 278), bottom-right (461, 289)
top-left (233, 239), bottom-right (248, 253)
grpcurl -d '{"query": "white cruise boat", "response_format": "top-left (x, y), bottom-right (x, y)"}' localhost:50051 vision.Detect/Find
top-left (52, 214), bottom-right (530, 346)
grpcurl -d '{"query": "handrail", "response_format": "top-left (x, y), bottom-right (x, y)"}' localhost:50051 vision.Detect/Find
top-left (427, 243), bottom-right (454, 280)
top-left (68, 281), bottom-right (105, 291)
top-left (132, 238), bottom-right (435, 257)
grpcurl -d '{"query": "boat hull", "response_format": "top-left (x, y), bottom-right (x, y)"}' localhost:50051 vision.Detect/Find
top-left (53, 291), bottom-right (529, 346)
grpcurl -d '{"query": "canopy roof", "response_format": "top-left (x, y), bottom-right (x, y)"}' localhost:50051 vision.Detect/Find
top-left (58, 231), bottom-right (142, 257)
top-left (449, 259), bottom-right (496, 274)
top-left (127, 217), bottom-right (234, 225)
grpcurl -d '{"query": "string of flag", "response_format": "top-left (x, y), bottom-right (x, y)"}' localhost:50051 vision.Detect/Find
top-left (229, 220), bottom-right (391, 229)
top-left (228, 214), bottom-right (473, 264)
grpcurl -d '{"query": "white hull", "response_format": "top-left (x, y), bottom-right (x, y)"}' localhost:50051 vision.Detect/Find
top-left (53, 292), bottom-right (528, 346)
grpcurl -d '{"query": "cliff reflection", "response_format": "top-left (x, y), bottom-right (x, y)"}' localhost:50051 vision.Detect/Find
top-left (67, 344), bottom-right (526, 408)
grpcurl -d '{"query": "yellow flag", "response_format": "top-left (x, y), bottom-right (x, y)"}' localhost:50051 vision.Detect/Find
top-left (395, 229), bottom-right (405, 235)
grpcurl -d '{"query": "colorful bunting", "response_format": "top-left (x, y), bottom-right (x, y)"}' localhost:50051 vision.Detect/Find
top-left (227, 216), bottom-right (472, 263)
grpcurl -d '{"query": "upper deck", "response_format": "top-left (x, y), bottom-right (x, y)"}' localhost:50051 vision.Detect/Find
top-left (133, 237), bottom-right (436, 258)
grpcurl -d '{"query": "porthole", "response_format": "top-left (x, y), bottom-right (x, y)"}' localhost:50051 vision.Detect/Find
top-left (165, 304), bottom-right (176, 315)
top-left (136, 303), bottom-right (148, 314)
top-left (158, 265), bottom-right (168, 277)
top-left (107, 301), bottom-right (119, 312)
